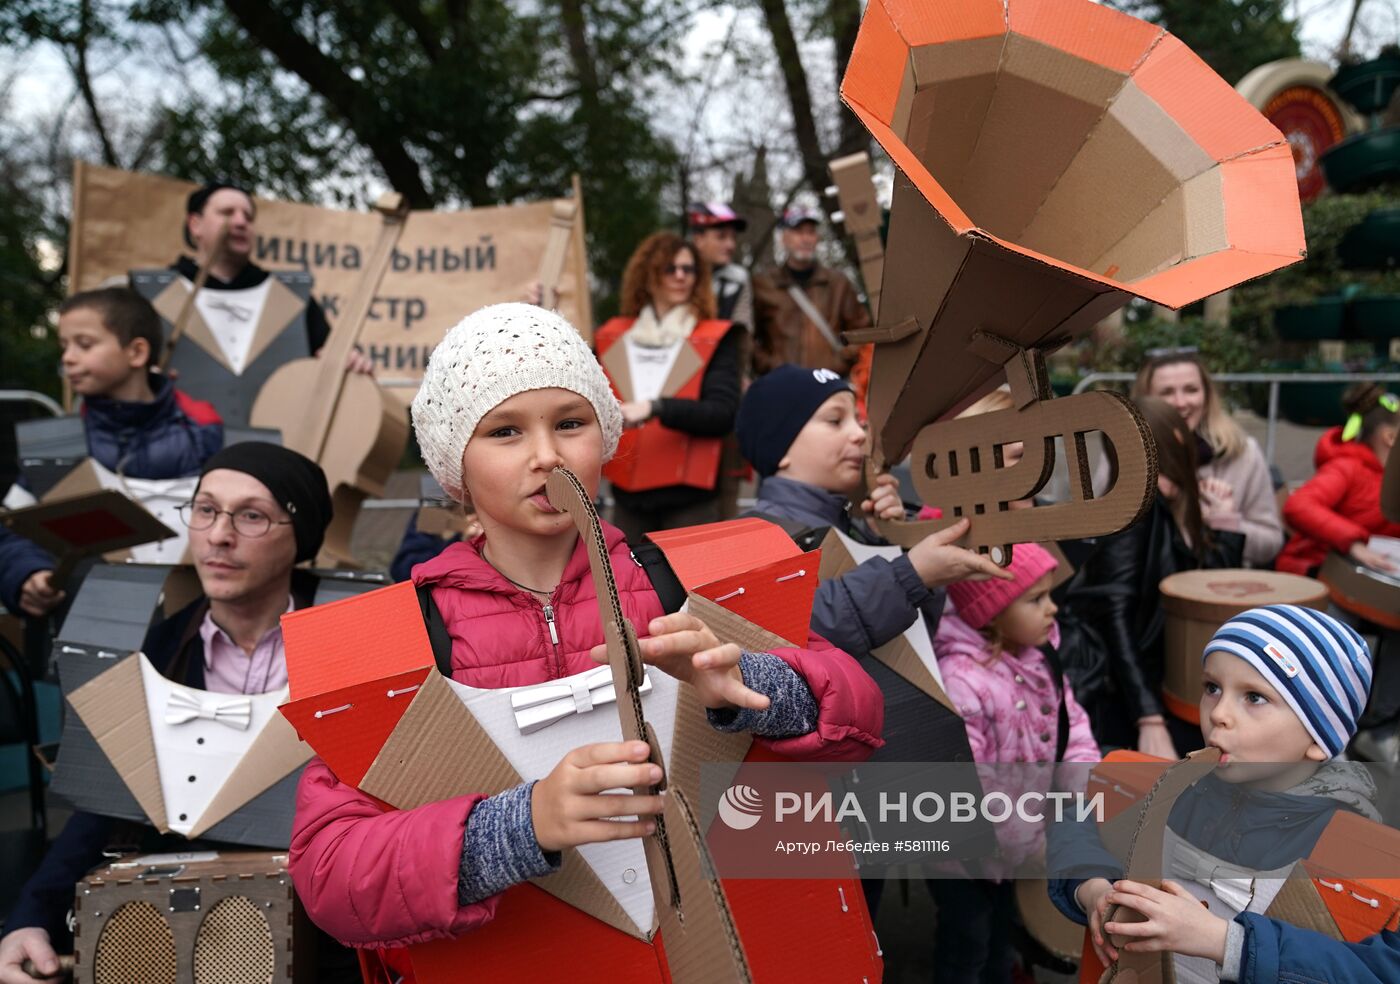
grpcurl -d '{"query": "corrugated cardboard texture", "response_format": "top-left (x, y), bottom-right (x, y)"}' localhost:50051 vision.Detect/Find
top-left (818, 529), bottom-right (956, 713)
top-left (68, 654), bottom-right (168, 831)
top-left (56, 563), bottom-right (171, 651)
top-left (3, 480), bottom-right (175, 573)
top-left (15, 415), bottom-right (87, 498)
top-left (1319, 552), bottom-right (1400, 631)
top-left (842, 0), bottom-right (1305, 478)
top-left (282, 580), bottom-right (431, 700)
top-left (874, 388), bottom-right (1155, 556)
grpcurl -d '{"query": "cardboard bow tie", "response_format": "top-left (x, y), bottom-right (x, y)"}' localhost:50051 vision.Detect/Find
top-left (165, 689), bottom-right (253, 730)
top-left (510, 665), bottom-right (653, 735)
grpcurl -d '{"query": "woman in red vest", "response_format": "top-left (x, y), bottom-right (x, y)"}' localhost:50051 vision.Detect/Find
top-left (596, 231), bottom-right (743, 543)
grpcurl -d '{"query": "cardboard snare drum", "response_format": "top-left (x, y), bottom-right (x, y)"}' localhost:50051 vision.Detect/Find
top-left (1160, 569), bottom-right (1328, 723)
top-left (73, 852), bottom-right (303, 984)
top-left (1319, 552), bottom-right (1400, 632)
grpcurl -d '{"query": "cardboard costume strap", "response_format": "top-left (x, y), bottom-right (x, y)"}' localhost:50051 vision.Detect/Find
top-left (597, 318), bottom-right (733, 493)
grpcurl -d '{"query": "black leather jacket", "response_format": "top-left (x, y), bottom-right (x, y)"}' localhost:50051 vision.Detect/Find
top-left (1062, 496), bottom-right (1244, 722)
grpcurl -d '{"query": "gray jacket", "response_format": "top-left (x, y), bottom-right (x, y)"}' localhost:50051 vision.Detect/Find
top-left (749, 476), bottom-right (945, 658)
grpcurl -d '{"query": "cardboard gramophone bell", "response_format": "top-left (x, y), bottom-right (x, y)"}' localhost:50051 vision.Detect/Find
top-left (841, 0), bottom-right (1305, 552)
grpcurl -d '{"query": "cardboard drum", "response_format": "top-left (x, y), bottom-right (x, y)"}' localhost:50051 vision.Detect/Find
top-left (1160, 569), bottom-right (1327, 722)
top-left (1319, 552), bottom-right (1400, 631)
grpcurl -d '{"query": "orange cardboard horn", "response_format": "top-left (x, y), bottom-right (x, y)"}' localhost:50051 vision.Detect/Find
top-left (841, 0), bottom-right (1305, 465)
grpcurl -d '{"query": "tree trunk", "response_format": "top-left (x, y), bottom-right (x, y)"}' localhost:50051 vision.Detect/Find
top-left (830, 0), bottom-right (869, 157)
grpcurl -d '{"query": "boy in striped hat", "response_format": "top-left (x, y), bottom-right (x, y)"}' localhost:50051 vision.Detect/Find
top-left (1067, 605), bottom-right (1399, 982)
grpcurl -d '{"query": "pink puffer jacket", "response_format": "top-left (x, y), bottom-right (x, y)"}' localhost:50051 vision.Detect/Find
top-left (289, 521), bottom-right (883, 948)
top-left (933, 612), bottom-right (1100, 877)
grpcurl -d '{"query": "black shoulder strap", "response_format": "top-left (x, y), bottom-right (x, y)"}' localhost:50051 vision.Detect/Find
top-left (742, 510), bottom-right (829, 552)
top-left (1041, 639), bottom-right (1071, 763)
top-left (630, 541), bottom-right (688, 615)
top-left (416, 584), bottom-right (454, 677)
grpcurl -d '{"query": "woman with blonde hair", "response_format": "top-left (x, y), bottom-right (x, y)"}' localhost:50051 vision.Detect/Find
top-left (594, 231), bottom-right (743, 541)
top-left (1132, 349), bottom-right (1282, 566)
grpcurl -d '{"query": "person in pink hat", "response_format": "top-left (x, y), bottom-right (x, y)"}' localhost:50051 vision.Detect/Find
top-left (931, 543), bottom-right (1101, 984)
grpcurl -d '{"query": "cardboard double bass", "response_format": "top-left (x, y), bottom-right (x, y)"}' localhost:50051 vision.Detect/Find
top-left (250, 193), bottom-right (412, 566)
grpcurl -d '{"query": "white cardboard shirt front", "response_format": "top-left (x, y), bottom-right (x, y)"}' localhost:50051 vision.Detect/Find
top-left (446, 667), bottom-right (681, 937)
top-left (624, 337), bottom-right (687, 404)
top-left (190, 278), bottom-right (275, 375)
top-left (138, 656), bottom-right (290, 836)
top-left (67, 652), bottom-right (310, 838)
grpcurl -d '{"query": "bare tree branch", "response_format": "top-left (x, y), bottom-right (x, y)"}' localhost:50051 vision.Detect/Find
top-left (71, 0), bottom-right (120, 167)
top-left (219, 0), bottom-right (435, 205)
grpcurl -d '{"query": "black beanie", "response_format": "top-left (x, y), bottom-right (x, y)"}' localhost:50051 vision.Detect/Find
top-left (184, 182), bottom-right (254, 248)
top-left (736, 365), bottom-right (854, 478)
top-left (197, 443), bottom-right (333, 563)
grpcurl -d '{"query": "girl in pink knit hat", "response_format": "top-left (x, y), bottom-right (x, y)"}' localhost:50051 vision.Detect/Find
top-left (930, 543), bottom-right (1101, 984)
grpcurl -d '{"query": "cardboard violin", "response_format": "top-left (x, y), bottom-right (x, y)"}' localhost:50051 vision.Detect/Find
top-left (250, 192), bottom-right (412, 566)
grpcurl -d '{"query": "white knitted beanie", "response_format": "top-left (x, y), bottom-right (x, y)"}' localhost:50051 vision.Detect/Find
top-left (411, 303), bottom-right (622, 500)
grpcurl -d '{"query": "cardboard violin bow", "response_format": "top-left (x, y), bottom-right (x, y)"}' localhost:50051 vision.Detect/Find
top-left (543, 467), bottom-right (753, 983)
top-left (250, 192), bottom-right (412, 566)
top-left (841, 0), bottom-right (1306, 560)
top-left (160, 223), bottom-right (230, 373)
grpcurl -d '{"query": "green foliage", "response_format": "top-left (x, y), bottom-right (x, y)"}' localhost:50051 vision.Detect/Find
top-left (0, 146), bottom-right (63, 398)
top-left (1230, 187), bottom-right (1400, 338)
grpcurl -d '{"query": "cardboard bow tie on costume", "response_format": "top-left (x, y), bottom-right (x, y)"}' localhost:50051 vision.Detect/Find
top-left (841, 0), bottom-right (1305, 561)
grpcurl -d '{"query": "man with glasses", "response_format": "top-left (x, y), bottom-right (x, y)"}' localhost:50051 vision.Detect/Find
top-left (751, 207), bottom-right (873, 405)
top-left (0, 442), bottom-right (360, 983)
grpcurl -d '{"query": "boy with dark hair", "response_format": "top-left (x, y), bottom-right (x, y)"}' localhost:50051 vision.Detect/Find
top-left (0, 287), bottom-right (223, 617)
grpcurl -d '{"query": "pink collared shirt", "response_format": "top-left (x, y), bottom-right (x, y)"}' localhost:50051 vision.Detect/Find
top-left (199, 597), bottom-right (294, 695)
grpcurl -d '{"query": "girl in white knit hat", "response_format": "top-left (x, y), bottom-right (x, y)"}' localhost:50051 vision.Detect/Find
top-left (287, 303), bottom-right (885, 981)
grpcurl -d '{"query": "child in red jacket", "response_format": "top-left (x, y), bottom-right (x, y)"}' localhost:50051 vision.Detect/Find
top-left (287, 304), bottom-right (884, 980)
top-left (1277, 383), bottom-right (1399, 576)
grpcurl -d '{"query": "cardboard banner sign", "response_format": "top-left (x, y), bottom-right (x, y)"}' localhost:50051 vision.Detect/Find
top-left (841, 0), bottom-right (1305, 476)
top-left (70, 161), bottom-right (595, 404)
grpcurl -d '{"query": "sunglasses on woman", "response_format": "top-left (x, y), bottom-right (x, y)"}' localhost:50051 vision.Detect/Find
top-left (664, 263), bottom-right (697, 277)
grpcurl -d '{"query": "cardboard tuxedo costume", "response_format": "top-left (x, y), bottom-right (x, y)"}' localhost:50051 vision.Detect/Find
top-left (49, 563), bottom-right (384, 849)
top-left (279, 474), bottom-right (883, 983)
top-left (130, 267), bottom-right (314, 429)
top-left (596, 317), bottom-right (735, 493)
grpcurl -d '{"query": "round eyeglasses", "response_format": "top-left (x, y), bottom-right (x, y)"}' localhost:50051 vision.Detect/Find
top-left (178, 501), bottom-right (292, 538)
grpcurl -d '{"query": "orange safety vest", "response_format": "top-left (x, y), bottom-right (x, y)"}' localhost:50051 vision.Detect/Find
top-left (596, 318), bottom-right (734, 493)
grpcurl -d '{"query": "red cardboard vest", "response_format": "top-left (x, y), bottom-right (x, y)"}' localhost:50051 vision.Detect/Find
top-left (596, 317), bottom-right (733, 493)
top-left (280, 519), bottom-right (883, 984)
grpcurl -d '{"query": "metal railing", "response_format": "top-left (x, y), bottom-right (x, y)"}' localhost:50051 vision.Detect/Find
top-left (0, 389), bottom-right (63, 418)
top-left (1071, 371), bottom-right (1400, 467)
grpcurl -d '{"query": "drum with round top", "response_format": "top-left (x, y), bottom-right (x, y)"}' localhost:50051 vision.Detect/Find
top-left (1319, 552), bottom-right (1400, 632)
top-left (1160, 569), bottom-right (1328, 723)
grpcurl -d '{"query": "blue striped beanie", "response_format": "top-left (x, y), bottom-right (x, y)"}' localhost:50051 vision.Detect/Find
top-left (1205, 605), bottom-right (1372, 758)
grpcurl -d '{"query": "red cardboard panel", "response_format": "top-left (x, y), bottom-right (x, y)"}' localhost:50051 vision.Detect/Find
top-left (279, 668), bottom-right (432, 788)
top-left (1132, 34), bottom-right (1283, 163)
top-left (647, 520), bottom-right (799, 590)
top-left (41, 511), bottom-right (137, 543)
top-left (410, 884), bottom-right (663, 984)
top-left (1007, 0), bottom-right (1161, 75)
top-left (888, 0), bottom-right (1004, 47)
top-left (1220, 144), bottom-right (1308, 256)
top-left (842, 0), bottom-right (907, 126)
top-left (282, 581), bottom-right (432, 701)
top-left (692, 552), bottom-right (820, 648)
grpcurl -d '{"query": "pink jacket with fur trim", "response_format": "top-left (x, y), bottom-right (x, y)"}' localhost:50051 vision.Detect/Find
top-left (289, 521), bottom-right (883, 948)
